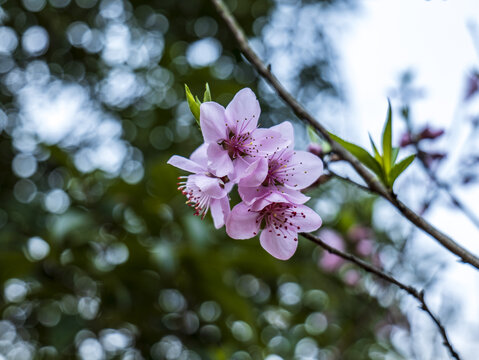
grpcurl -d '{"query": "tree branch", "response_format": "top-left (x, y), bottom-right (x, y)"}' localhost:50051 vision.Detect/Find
top-left (416, 149), bottom-right (479, 230)
top-left (301, 232), bottom-right (461, 360)
top-left (210, 0), bottom-right (479, 270)
top-left (326, 168), bottom-right (374, 194)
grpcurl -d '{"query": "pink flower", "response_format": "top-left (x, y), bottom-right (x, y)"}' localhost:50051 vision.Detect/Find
top-left (226, 193), bottom-right (322, 260)
top-left (200, 88), bottom-right (289, 179)
top-left (343, 269), bottom-right (360, 286)
top-left (238, 121), bottom-right (323, 205)
top-left (356, 239), bottom-right (374, 256)
top-left (318, 229), bottom-right (345, 271)
top-left (347, 225), bottom-right (373, 242)
top-left (167, 144), bottom-right (232, 229)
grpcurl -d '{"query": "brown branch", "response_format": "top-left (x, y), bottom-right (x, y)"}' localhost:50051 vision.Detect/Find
top-left (326, 169), bottom-right (374, 194)
top-left (416, 149), bottom-right (479, 230)
top-left (301, 232), bottom-right (461, 360)
top-left (210, 0), bottom-right (479, 270)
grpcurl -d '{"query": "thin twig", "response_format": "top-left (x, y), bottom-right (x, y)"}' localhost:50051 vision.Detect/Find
top-left (416, 149), bottom-right (479, 230)
top-left (327, 169), bottom-right (373, 194)
top-left (301, 232), bottom-right (461, 360)
top-left (210, 0), bottom-right (479, 270)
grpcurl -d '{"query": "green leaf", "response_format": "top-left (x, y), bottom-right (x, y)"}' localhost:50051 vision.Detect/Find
top-left (330, 133), bottom-right (384, 181)
top-left (381, 99), bottom-right (393, 173)
top-left (391, 147), bottom-right (399, 165)
top-left (368, 133), bottom-right (382, 163)
top-left (203, 83), bottom-right (212, 102)
top-left (307, 125), bottom-right (320, 143)
top-left (388, 154), bottom-right (415, 187)
top-left (185, 84), bottom-right (201, 125)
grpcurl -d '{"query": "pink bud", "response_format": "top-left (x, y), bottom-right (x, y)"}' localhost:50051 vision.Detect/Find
top-left (399, 132), bottom-right (413, 147)
top-left (419, 126), bottom-right (444, 140)
top-left (307, 143), bottom-right (323, 157)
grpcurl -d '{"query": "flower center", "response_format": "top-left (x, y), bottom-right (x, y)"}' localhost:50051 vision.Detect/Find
top-left (221, 131), bottom-right (252, 159)
top-left (254, 202), bottom-right (305, 240)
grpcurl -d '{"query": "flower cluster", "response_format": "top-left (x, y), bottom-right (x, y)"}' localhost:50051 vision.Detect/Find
top-left (168, 88), bottom-right (324, 260)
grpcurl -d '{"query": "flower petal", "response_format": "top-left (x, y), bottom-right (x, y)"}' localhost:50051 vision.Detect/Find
top-left (190, 143), bottom-right (209, 168)
top-left (238, 184), bottom-right (271, 204)
top-left (269, 121), bottom-right (295, 146)
top-left (250, 128), bottom-right (289, 157)
top-left (283, 151), bottom-right (323, 189)
top-left (200, 102), bottom-right (228, 143)
top-left (230, 156), bottom-right (254, 183)
top-left (250, 192), bottom-right (290, 211)
top-left (190, 174), bottom-right (226, 199)
top-left (220, 195), bottom-right (231, 219)
top-left (225, 88), bottom-right (260, 135)
top-left (210, 197), bottom-right (229, 229)
top-left (260, 227), bottom-right (298, 260)
top-left (279, 187), bottom-right (310, 204)
top-left (206, 143), bottom-right (234, 177)
top-left (167, 155), bottom-right (204, 174)
top-left (226, 202), bottom-right (260, 239)
top-left (239, 158), bottom-right (268, 187)
top-left (290, 204), bottom-right (322, 233)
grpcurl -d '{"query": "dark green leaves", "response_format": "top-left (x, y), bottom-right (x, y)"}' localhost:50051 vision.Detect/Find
top-left (185, 83), bottom-right (212, 126)
top-left (382, 100), bottom-right (392, 173)
top-left (203, 83), bottom-right (212, 102)
top-left (330, 133), bottom-right (385, 182)
top-left (389, 154), bottom-right (415, 185)
top-left (330, 100), bottom-right (415, 189)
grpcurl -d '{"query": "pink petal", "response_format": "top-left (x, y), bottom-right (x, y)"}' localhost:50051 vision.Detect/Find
top-left (206, 143), bottom-right (234, 177)
top-left (220, 195), bottom-right (231, 219)
top-left (251, 128), bottom-right (289, 156)
top-left (292, 204), bottom-right (322, 233)
top-left (239, 158), bottom-right (268, 187)
top-left (250, 192), bottom-right (290, 211)
top-left (260, 227), bottom-right (298, 260)
top-left (238, 184), bottom-right (271, 204)
top-left (225, 88), bottom-right (260, 135)
top-left (226, 202), bottom-right (260, 239)
top-left (230, 156), bottom-right (254, 183)
top-left (190, 174), bottom-right (226, 199)
top-left (167, 155), bottom-right (204, 174)
top-left (269, 121), bottom-right (295, 146)
top-left (190, 143), bottom-right (209, 168)
top-left (200, 102), bottom-right (228, 143)
top-left (279, 187), bottom-right (310, 204)
top-left (283, 151), bottom-right (323, 189)
top-left (210, 197), bottom-right (229, 229)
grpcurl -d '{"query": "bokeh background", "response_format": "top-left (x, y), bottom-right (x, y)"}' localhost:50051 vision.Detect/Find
top-left (1, 0), bottom-right (479, 359)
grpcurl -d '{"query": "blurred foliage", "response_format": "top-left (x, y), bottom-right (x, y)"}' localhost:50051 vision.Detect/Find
top-left (0, 0), bottom-right (408, 358)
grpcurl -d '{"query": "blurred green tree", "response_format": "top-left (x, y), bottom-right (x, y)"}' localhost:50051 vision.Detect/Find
top-left (0, 0), bottom-right (407, 358)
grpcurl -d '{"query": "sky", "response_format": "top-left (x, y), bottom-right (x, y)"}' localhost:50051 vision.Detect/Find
top-left (336, 0), bottom-right (479, 358)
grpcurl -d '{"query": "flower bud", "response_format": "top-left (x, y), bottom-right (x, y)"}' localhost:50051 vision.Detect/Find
top-left (419, 126), bottom-right (444, 140)
top-left (307, 143), bottom-right (323, 157)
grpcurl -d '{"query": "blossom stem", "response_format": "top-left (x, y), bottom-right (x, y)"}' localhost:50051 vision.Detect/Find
top-left (301, 232), bottom-right (461, 360)
top-left (210, 0), bottom-right (479, 270)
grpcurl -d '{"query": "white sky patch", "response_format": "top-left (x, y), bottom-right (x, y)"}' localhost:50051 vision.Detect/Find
top-left (335, 0), bottom-right (479, 358)
top-left (17, 80), bottom-right (127, 174)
